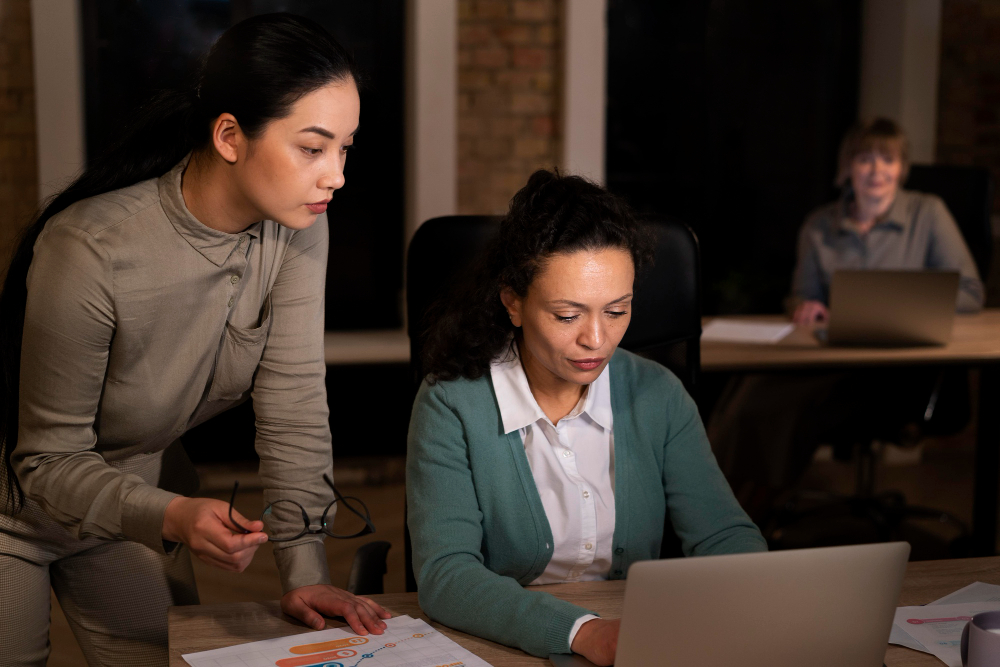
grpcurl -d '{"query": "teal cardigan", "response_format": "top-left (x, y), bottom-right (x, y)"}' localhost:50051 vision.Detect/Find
top-left (406, 349), bottom-right (766, 657)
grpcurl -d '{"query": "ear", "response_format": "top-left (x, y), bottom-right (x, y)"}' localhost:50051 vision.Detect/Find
top-left (499, 287), bottom-right (523, 328)
top-left (209, 113), bottom-right (243, 164)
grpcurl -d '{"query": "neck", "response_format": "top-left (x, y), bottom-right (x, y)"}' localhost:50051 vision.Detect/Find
top-left (852, 191), bottom-right (895, 228)
top-left (518, 341), bottom-right (586, 425)
top-left (181, 151), bottom-right (261, 234)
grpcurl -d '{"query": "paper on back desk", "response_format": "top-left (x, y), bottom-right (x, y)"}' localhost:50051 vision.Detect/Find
top-left (701, 318), bottom-right (794, 344)
top-left (889, 582), bottom-right (1000, 656)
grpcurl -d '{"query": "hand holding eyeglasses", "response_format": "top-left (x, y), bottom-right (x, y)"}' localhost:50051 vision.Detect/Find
top-left (162, 496), bottom-right (268, 572)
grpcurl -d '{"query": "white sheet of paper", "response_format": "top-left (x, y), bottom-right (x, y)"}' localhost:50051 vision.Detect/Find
top-left (701, 318), bottom-right (794, 344)
top-left (892, 602), bottom-right (1000, 667)
top-left (889, 582), bottom-right (1000, 655)
top-left (181, 614), bottom-right (493, 667)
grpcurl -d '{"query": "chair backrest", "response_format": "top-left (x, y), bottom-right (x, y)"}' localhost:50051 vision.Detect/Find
top-left (403, 216), bottom-right (702, 589)
top-left (905, 164), bottom-right (994, 279)
top-left (406, 215), bottom-right (703, 392)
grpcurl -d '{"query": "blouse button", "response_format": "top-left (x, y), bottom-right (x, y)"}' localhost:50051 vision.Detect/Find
top-left (562, 450), bottom-right (572, 458)
top-left (582, 490), bottom-right (590, 499)
top-left (585, 542), bottom-right (593, 550)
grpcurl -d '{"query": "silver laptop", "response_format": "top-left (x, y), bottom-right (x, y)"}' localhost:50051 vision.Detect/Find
top-left (824, 269), bottom-right (960, 346)
top-left (550, 542), bottom-right (909, 667)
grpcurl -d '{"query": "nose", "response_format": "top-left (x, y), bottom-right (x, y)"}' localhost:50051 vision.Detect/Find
top-left (318, 157), bottom-right (346, 192)
top-left (578, 315), bottom-right (604, 351)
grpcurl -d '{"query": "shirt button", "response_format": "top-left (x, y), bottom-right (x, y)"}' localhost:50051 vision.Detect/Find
top-left (228, 296), bottom-right (234, 307)
top-left (238, 236), bottom-right (246, 246)
top-left (230, 275), bottom-right (240, 284)
top-left (562, 450), bottom-right (572, 458)
top-left (582, 490), bottom-right (590, 499)
top-left (615, 547), bottom-right (624, 555)
top-left (585, 542), bottom-right (593, 550)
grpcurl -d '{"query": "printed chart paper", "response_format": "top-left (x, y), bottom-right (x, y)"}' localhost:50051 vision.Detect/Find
top-left (889, 582), bottom-right (1000, 656)
top-left (892, 602), bottom-right (1000, 667)
top-left (701, 319), bottom-right (794, 344)
top-left (182, 615), bottom-right (493, 667)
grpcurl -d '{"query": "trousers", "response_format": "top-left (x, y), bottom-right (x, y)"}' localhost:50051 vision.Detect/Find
top-left (0, 499), bottom-right (199, 666)
top-left (0, 444), bottom-right (200, 666)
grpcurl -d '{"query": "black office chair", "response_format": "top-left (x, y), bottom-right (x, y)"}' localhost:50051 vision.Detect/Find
top-left (771, 165), bottom-right (993, 557)
top-left (401, 214), bottom-right (703, 591)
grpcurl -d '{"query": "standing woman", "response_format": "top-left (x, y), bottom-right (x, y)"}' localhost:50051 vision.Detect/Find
top-left (0, 14), bottom-right (388, 666)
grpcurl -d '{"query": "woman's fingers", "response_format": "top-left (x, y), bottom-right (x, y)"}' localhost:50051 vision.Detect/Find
top-left (282, 593), bottom-right (326, 630)
top-left (357, 596), bottom-right (392, 619)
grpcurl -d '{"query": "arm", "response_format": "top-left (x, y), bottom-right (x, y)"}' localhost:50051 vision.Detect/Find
top-left (250, 217), bottom-right (334, 591)
top-left (924, 197), bottom-right (985, 313)
top-left (661, 380), bottom-right (767, 556)
top-left (250, 217), bottom-right (388, 634)
top-left (14, 224), bottom-right (177, 551)
top-left (789, 216), bottom-right (828, 311)
top-left (406, 380), bottom-right (595, 657)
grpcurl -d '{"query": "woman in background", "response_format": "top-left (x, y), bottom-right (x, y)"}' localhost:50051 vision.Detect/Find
top-left (709, 117), bottom-right (984, 518)
top-left (0, 14), bottom-right (388, 666)
top-left (407, 170), bottom-right (766, 667)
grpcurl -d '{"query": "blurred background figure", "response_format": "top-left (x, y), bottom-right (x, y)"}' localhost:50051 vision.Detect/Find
top-left (708, 117), bottom-right (983, 522)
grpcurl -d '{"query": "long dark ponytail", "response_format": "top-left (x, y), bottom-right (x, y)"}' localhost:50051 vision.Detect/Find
top-left (0, 13), bottom-right (358, 512)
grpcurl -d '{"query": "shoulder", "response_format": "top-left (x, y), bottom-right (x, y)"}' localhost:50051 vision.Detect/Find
top-left (45, 178), bottom-right (161, 239)
top-left (610, 348), bottom-right (687, 399)
top-left (415, 372), bottom-right (496, 413)
top-left (896, 189), bottom-right (951, 221)
top-left (800, 200), bottom-right (840, 235)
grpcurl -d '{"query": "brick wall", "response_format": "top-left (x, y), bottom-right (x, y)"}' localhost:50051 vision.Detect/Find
top-left (457, 0), bottom-right (563, 214)
top-left (937, 0), bottom-right (1000, 213)
top-left (0, 0), bottom-right (36, 274)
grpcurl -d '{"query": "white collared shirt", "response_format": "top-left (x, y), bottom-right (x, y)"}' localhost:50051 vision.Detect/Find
top-left (489, 346), bottom-right (616, 587)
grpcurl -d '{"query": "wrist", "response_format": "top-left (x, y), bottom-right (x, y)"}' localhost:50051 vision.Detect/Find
top-left (161, 496), bottom-right (187, 542)
top-left (571, 618), bottom-right (600, 653)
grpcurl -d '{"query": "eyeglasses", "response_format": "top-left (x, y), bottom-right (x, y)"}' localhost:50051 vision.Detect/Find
top-left (228, 474), bottom-right (375, 542)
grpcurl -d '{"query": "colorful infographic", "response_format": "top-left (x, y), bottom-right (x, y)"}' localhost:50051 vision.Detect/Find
top-left (182, 615), bottom-right (492, 667)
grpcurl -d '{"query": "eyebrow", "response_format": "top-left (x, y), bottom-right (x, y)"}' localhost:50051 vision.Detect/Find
top-left (298, 124), bottom-right (360, 140)
top-left (549, 293), bottom-right (633, 309)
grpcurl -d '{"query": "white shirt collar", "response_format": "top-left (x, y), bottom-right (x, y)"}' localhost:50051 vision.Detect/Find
top-left (489, 342), bottom-right (613, 434)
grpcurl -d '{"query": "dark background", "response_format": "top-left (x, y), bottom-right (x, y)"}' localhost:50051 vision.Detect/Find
top-left (606, 0), bottom-right (862, 315)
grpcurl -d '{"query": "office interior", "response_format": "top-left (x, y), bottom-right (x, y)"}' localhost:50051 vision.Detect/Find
top-left (3, 0), bottom-right (999, 664)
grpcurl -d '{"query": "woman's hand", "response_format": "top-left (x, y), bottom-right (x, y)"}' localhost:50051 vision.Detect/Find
top-left (571, 618), bottom-right (619, 666)
top-left (281, 584), bottom-right (391, 635)
top-left (162, 496), bottom-right (267, 572)
top-left (793, 300), bottom-right (829, 326)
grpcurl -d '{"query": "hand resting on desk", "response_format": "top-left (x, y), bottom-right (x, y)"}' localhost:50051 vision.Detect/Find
top-left (793, 300), bottom-right (828, 326)
top-left (571, 618), bottom-right (619, 666)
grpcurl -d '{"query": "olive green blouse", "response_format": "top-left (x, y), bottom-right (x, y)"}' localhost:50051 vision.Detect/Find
top-left (11, 158), bottom-right (333, 593)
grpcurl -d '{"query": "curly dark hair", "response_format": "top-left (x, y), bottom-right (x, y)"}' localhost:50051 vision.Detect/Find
top-left (421, 169), bottom-right (652, 383)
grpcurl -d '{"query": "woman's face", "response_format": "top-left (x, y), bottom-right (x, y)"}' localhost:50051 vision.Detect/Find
top-left (235, 79), bottom-right (360, 230)
top-left (503, 247), bottom-right (635, 388)
top-left (850, 148), bottom-right (902, 203)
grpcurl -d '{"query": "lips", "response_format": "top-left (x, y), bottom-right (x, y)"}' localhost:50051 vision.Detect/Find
top-left (306, 199), bottom-right (331, 214)
top-left (570, 358), bottom-right (604, 371)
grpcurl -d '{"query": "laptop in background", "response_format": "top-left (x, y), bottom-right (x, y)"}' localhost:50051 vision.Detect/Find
top-left (824, 269), bottom-right (960, 346)
top-left (550, 542), bottom-right (909, 667)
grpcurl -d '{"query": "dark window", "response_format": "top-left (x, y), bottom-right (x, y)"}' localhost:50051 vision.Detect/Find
top-left (606, 0), bottom-right (861, 314)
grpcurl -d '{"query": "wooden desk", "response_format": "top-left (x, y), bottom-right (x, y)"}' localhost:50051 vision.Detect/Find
top-left (701, 310), bottom-right (1000, 372)
top-left (701, 309), bottom-right (1000, 556)
top-left (168, 557), bottom-right (1000, 666)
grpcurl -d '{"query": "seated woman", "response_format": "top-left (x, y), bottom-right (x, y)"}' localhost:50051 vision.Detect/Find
top-left (406, 170), bottom-right (766, 666)
top-left (709, 117), bottom-right (984, 516)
